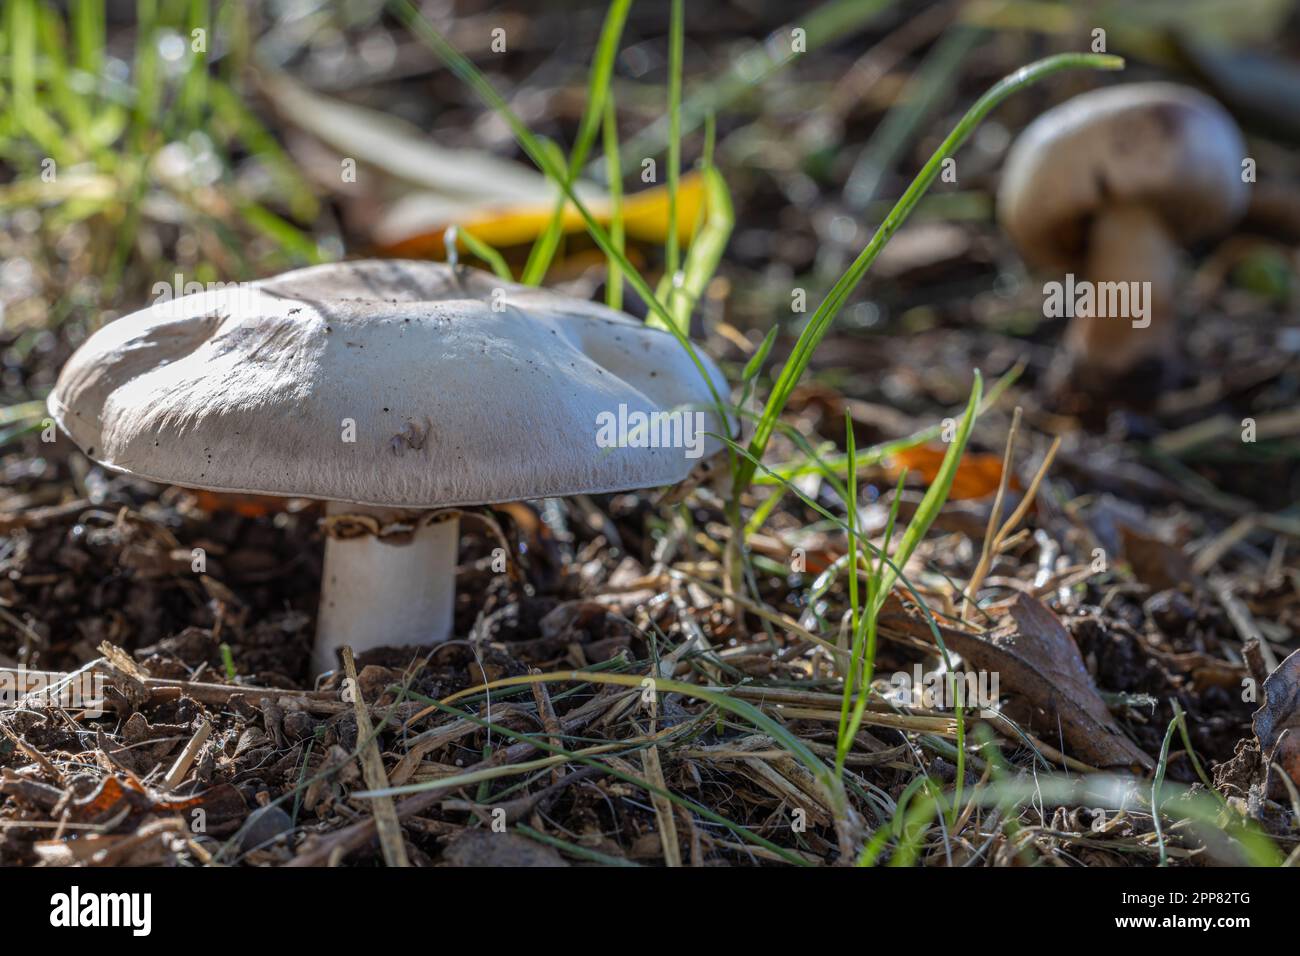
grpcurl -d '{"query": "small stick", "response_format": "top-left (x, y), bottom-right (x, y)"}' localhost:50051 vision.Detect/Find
top-left (341, 646), bottom-right (410, 868)
top-left (0, 722), bottom-right (64, 783)
top-left (288, 688), bottom-right (619, 866)
top-left (0, 767), bottom-right (64, 810)
top-left (964, 407), bottom-right (1022, 623)
top-left (0, 667), bottom-right (338, 710)
top-left (1211, 575), bottom-right (1279, 673)
top-left (1192, 515), bottom-right (1257, 575)
top-left (964, 432), bottom-right (1061, 614)
top-left (529, 670), bottom-right (563, 785)
top-left (0, 498), bottom-right (92, 534)
top-left (162, 719), bottom-right (212, 790)
top-left (774, 706), bottom-right (957, 735)
top-left (638, 692), bottom-right (681, 867)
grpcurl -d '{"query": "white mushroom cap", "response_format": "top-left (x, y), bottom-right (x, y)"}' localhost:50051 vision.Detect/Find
top-left (997, 82), bottom-right (1248, 272)
top-left (49, 259), bottom-right (730, 507)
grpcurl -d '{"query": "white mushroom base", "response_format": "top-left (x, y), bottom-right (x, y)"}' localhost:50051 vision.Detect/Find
top-left (313, 502), bottom-right (458, 674)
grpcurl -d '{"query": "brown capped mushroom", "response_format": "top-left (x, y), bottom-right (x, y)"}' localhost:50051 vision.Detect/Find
top-left (997, 82), bottom-right (1248, 397)
top-left (48, 260), bottom-right (730, 673)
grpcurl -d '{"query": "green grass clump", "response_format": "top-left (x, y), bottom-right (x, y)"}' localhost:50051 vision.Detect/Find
top-left (384, 0), bottom-right (1141, 862)
top-left (0, 0), bottom-right (321, 322)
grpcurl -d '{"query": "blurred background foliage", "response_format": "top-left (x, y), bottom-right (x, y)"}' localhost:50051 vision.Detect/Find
top-left (1, 0), bottom-right (1298, 428)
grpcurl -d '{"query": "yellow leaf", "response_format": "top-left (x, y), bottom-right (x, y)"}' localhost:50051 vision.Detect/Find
top-left (377, 171), bottom-right (705, 258)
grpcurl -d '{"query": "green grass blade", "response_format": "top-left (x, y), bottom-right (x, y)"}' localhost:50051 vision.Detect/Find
top-left (602, 94), bottom-right (625, 311)
top-left (208, 79), bottom-right (319, 222)
top-left (844, 21), bottom-right (985, 208)
top-left (514, 824), bottom-right (642, 866)
top-left (36, 5), bottom-right (89, 136)
top-left (716, 433), bottom-right (965, 666)
top-left (437, 670), bottom-right (840, 808)
top-left (664, 0), bottom-right (684, 282)
top-left (610, 0), bottom-right (899, 173)
top-left (449, 225), bottom-right (513, 281)
top-left (364, 690), bottom-right (814, 865)
top-left (8, 0), bottom-right (39, 121)
top-left (839, 411), bottom-right (862, 750)
top-left (6, 0), bottom-right (65, 155)
top-left (237, 201), bottom-right (323, 264)
top-left (132, 0), bottom-right (161, 148)
top-left (664, 164), bottom-right (732, 333)
top-left (874, 371), bottom-right (981, 603)
top-left (177, 0), bottom-right (210, 129)
top-left (388, 0), bottom-right (728, 419)
top-left (834, 368), bottom-right (978, 772)
top-left (733, 53), bottom-right (1123, 496)
top-left (1171, 698), bottom-right (1217, 794)
top-left (72, 0), bottom-right (105, 79)
top-left (759, 362), bottom-right (1020, 484)
top-left (742, 326), bottom-right (779, 384)
top-left (1152, 714), bottom-right (1179, 867)
top-left (520, 0), bottom-right (631, 285)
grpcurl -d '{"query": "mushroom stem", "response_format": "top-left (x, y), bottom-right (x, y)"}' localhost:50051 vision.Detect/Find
top-left (1066, 202), bottom-right (1179, 383)
top-left (313, 502), bottom-right (458, 674)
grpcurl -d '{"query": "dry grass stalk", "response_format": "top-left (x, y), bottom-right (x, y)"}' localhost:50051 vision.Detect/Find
top-left (341, 645), bottom-right (410, 868)
top-left (162, 719), bottom-right (211, 790)
top-left (638, 693), bottom-right (682, 866)
top-left (963, 425), bottom-right (1062, 619)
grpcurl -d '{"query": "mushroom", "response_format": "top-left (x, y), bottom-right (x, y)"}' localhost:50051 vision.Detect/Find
top-left (997, 82), bottom-right (1247, 395)
top-left (48, 259), bottom-right (730, 673)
